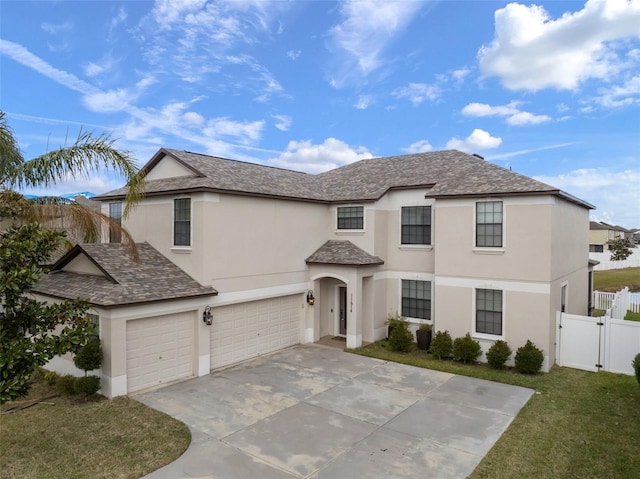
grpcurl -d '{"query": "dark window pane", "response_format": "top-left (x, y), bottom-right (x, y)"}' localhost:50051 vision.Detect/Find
top-left (337, 206), bottom-right (364, 229)
top-left (174, 198), bottom-right (191, 246)
top-left (476, 289), bottom-right (502, 335)
top-left (109, 202), bottom-right (122, 244)
top-left (401, 206), bottom-right (431, 244)
top-left (401, 280), bottom-right (431, 320)
top-left (476, 201), bottom-right (503, 247)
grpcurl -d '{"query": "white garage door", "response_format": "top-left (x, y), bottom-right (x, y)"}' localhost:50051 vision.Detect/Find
top-left (210, 294), bottom-right (302, 370)
top-left (127, 312), bottom-right (194, 393)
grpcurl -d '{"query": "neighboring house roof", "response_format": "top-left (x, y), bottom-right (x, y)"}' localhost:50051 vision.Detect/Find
top-left (96, 148), bottom-right (594, 209)
top-left (305, 240), bottom-right (384, 266)
top-left (32, 242), bottom-right (217, 307)
top-left (590, 221), bottom-right (609, 230)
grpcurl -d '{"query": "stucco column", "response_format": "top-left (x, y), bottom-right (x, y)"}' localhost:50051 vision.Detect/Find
top-left (346, 272), bottom-right (363, 349)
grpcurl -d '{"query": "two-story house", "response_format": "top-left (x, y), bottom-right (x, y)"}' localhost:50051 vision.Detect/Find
top-left (34, 148), bottom-right (594, 397)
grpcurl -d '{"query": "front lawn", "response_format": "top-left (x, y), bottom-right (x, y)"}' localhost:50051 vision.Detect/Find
top-left (594, 267), bottom-right (640, 292)
top-left (351, 342), bottom-right (640, 479)
top-left (0, 378), bottom-right (190, 479)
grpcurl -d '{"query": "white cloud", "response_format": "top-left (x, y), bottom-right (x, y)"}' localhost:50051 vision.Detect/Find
top-left (203, 117), bottom-right (264, 144)
top-left (446, 129), bottom-right (502, 152)
top-left (451, 67), bottom-right (471, 83)
top-left (41, 20), bottom-right (73, 35)
top-left (534, 167), bottom-right (640, 228)
top-left (327, 0), bottom-right (422, 86)
top-left (83, 88), bottom-right (134, 113)
top-left (591, 74), bottom-right (640, 108)
top-left (354, 95), bottom-right (373, 110)
top-left (462, 101), bottom-right (551, 126)
top-left (479, 0), bottom-right (640, 91)
top-left (272, 114), bottom-right (291, 131)
top-left (392, 83), bottom-right (441, 106)
top-left (402, 140), bottom-right (433, 154)
top-left (136, 74), bottom-right (157, 90)
top-left (183, 111), bottom-right (205, 127)
top-left (84, 53), bottom-right (118, 78)
top-left (268, 138), bottom-right (373, 174)
top-left (287, 50), bottom-right (301, 60)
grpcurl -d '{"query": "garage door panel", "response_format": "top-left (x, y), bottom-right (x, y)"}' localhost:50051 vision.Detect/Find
top-left (127, 312), bottom-right (194, 393)
top-left (210, 294), bottom-right (302, 370)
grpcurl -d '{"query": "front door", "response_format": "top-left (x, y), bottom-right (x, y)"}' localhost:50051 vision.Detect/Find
top-left (339, 286), bottom-right (347, 335)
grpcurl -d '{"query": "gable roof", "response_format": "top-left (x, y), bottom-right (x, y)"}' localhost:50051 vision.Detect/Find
top-left (305, 240), bottom-right (384, 266)
top-left (32, 242), bottom-right (217, 307)
top-left (590, 221), bottom-right (609, 230)
top-left (96, 148), bottom-right (593, 209)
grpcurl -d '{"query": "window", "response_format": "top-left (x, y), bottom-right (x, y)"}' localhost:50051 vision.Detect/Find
top-left (476, 201), bottom-right (503, 247)
top-left (401, 280), bottom-right (431, 320)
top-left (401, 206), bottom-right (431, 245)
top-left (174, 198), bottom-right (191, 246)
top-left (87, 313), bottom-right (100, 337)
top-left (337, 206), bottom-right (364, 230)
top-left (108, 202), bottom-right (122, 243)
top-left (561, 284), bottom-right (567, 313)
top-left (476, 289), bottom-right (503, 335)
top-left (589, 244), bottom-right (604, 253)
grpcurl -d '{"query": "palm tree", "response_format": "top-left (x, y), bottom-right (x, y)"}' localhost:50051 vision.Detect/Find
top-left (0, 110), bottom-right (144, 256)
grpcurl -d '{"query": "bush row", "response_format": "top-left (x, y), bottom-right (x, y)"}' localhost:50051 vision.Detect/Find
top-left (44, 371), bottom-right (102, 397)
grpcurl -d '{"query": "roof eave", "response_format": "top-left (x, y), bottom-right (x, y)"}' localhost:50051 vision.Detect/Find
top-left (426, 189), bottom-right (594, 209)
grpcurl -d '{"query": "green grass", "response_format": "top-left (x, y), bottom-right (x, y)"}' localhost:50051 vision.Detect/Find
top-left (0, 378), bottom-right (190, 479)
top-left (350, 341), bottom-right (640, 479)
top-left (625, 311), bottom-right (640, 322)
top-left (594, 267), bottom-right (640, 292)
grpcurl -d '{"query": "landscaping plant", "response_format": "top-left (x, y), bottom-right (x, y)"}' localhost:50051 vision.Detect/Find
top-left (486, 340), bottom-right (512, 369)
top-left (514, 340), bottom-right (544, 374)
top-left (452, 333), bottom-right (482, 364)
top-left (633, 353), bottom-right (640, 386)
top-left (74, 336), bottom-right (103, 374)
top-left (387, 316), bottom-right (414, 353)
top-left (430, 330), bottom-right (453, 359)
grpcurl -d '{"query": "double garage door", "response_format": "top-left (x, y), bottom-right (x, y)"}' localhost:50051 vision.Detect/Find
top-left (210, 294), bottom-right (303, 370)
top-left (125, 295), bottom-right (302, 393)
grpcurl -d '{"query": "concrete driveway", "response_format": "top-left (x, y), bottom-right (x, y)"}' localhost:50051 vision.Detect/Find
top-left (137, 344), bottom-right (533, 479)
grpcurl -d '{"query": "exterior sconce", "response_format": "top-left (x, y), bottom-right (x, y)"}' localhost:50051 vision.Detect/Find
top-left (306, 290), bottom-right (315, 306)
top-left (203, 306), bottom-right (213, 325)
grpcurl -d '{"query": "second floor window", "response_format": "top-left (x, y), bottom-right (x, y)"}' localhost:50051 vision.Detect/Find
top-left (401, 206), bottom-right (431, 245)
top-left (174, 198), bottom-right (191, 246)
top-left (337, 206), bottom-right (364, 230)
top-left (476, 201), bottom-right (503, 247)
top-left (109, 202), bottom-right (122, 244)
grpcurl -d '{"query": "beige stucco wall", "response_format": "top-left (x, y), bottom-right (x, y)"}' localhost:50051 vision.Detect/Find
top-left (589, 229), bottom-right (608, 246)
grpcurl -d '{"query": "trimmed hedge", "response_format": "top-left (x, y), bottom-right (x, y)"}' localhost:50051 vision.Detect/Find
top-left (452, 333), bottom-right (482, 364)
top-left (514, 340), bottom-right (544, 374)
top-left (486, 340), bottom-right (512, 369)
top-left (430, 330), bottom-right (453, 360)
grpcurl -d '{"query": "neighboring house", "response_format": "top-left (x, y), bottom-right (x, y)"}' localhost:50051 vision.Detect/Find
top-left (589, 221), bottom-right (627, 251)
top-left (35, 148), bottom-right (594, 397)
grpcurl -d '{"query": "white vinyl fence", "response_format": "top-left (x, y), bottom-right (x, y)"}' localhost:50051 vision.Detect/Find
top-left (593, 289), bottom-right (640, 313)
top-left (557, 288), bottom-right (640, 375)
top-left (589, 248), bottom-right (640, 270)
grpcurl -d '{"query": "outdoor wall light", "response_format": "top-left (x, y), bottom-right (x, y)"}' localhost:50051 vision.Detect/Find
top-left (306, 290), bottom-right (315, 306)
top-left (202, 306), bottom-right (213, 325)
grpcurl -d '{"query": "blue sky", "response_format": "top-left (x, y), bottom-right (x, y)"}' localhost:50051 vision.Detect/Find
top-left (1, 0), bottom-right (639, 227)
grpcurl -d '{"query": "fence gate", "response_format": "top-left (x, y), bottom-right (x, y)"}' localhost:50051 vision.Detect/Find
top-left (556, 313), bottom-right (604, 372)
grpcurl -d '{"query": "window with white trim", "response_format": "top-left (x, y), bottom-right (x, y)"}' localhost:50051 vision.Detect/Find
top-left (476, 201), bottom-right (502, 247)
top-left (174, 198), bottom-right (191, 246)
top-left (476, 288), bottom-right (503, 335)
top-left (401, 280), bottom-right (431, 320)
top-left (108, 202), bottom-right (122, 244)
top-left (401, 206), bottom-right (431, 245)
top-left (337, 206), bottom-right (363, 230)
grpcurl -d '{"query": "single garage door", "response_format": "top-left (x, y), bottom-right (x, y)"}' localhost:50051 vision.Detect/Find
top-left (210, 294), bottom-right (302, 370)
top-left (127, 312), bottom-right (195, 393)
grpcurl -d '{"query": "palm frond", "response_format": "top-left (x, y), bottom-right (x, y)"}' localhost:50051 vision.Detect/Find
top-left (0, 112), bottom-right (25, 187)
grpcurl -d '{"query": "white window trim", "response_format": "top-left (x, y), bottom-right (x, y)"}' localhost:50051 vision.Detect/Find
top-left (472, 287), bottom-right (506, 340)
top-left (335, 205), bottom-right (366, 233)
top-left (560, 280), bottom-right (569, 314)
top-left (172, 196), bottom-right (193, 251)
top-left (399, 279), bottom-right (433, 325)
top-left (472, 199), bottom-right (506, 253)
top-left (398, 205), bottom-right (433, 249)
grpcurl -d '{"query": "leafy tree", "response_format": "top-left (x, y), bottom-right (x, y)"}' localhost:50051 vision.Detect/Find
top-left (609, 237), bottom-right (633, 261)
top-left (73, 336), bottom-right (103, 375)
top-left (0, 111), bottom-right (143, 403)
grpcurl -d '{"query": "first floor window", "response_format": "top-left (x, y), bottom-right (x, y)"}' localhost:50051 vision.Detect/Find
top-left (87, 313), bottom-right (100, 337)
top-left (337, 206), bottom-right (364, 230)
top-left (402, 280), bottom-right (431, 320)
top-left (109, 202), bottom-right (122, 243)
top-left (401, 206), bottom-right (431, 245)
top-left (476, 201), bottom-right (502, 247)
top-left (476, 289), bottom-right (502, 335)
top-left (174, 198), bottom-right (191, 246)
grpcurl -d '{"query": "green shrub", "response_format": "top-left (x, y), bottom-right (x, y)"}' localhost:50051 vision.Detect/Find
top-left (486, 340), bottom-right (512, 369)
top-left (44, 370), bottom-right (59, 386)
top-left (430, 330), bottom-right (453, 360)
top-left (74, 337), bottom-right (103, 374)
top-left (633, 353), bottom-right (640, 386)
top-left (514, 340), bottom-right (544, 374)
top-left (56, 375), bottom-right (77, 396)
top-left (452, 333), bottom-right (482, 364)
top-left (74, 375), bottom-right (101, 397)
top-left (387, 317), bottom-right (414, 353)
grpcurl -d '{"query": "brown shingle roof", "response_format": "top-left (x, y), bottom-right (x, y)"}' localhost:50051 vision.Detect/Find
top-left (306, 240), bottom-right (384, 266)
top-left (96, 148), bottom-right (593, 209)
top-left (32, 242), bottom-right (216, 307)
